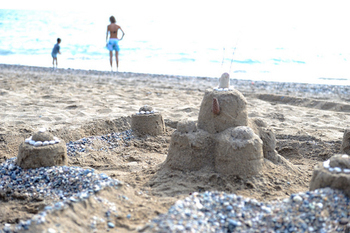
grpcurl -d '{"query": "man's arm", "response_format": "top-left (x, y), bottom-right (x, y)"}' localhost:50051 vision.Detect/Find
top-left (106, 26), bottom-right (109, 45)
top-left (119, 27), bottom-right (125, 40)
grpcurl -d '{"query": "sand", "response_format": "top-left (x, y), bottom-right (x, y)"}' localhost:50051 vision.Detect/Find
top-left (1, 64), bottom-right (350, 232)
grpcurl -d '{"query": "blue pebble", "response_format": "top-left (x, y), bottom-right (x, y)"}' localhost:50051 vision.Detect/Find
top-left (107, 222), bottom-right (115, 228)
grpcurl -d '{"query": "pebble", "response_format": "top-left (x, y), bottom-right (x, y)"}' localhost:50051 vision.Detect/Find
top-left (147, 188), bottom-right (350, 232)
top-left (0, 157), bottom-right (121, 232)
top-left (293, 195), bottom-right (303, 202)
top-left (43, 141), bottom-right (50, 146)
top-left (323, 160), bottom-right (330, 168)
top-left (334, 167), bottom-right (342, 173)
top-left (34, 141), bottom-right (43, 147)
top-left (66, 130), bottom-right (134, 157)
top-left (0, 129), bottom-right (134, 232)
top-left (107, 222), bottom-right (115, 228)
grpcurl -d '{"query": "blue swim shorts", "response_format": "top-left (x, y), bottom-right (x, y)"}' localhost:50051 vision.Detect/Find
top-left (107, 39), bottom-right (120, 51)
top-left (51, 52), bottom-right (58, 58)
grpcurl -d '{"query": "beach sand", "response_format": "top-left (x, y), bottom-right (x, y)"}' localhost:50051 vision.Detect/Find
top-left (1, 64), bottom-right (350, 232)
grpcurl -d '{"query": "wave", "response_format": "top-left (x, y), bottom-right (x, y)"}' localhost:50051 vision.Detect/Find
top-left (0, 49), bottom-right (14, 55)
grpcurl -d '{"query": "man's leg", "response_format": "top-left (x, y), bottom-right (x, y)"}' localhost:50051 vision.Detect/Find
top-left (115, 51), bottom-right (119, 71)
top-left (109, 51), bottom-right (113, 71)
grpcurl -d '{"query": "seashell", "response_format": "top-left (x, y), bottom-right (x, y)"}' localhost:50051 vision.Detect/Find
top-left (53, 137), bottom-right (59, 141)
top-left (224, 88), bottom-right (229, 91)
top-left (43, 141), bottom-right (50, 146)
top-left (34, 141), bottom-right (43, 147)
top-left (344, 169), bottom-right (350, 173)
top-left (214, 88), bottom-right (219, 91)
top-left (140, 111), bottom-right (145, 114)
top-left (328, 167), bottom-right (335, 172)
top-left (150, 110), bottom-right (154, 114)
top-left (49, 140), bottom-right (56, 145)
top-left (323, 160), bottom-right (330, 168)
top-left (146, 111), bottom-right (150, 114)
top-left (55, 139), bottom-right (60, 144)
top-left (25, 138), bottom-right (31, 144)
top-left (212, 97), bottom-right (220, 115)
top-left (342, 154), bottom-right (349, 158)
top-left (136, 112), bottom-right (140, 115)
top-left (39, 128), bottom-right (46, 133)
top-left (29, 140), bottom-right (36, 145)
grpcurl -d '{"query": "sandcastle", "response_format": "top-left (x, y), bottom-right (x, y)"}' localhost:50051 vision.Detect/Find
top-left (16, 128), bottom-right (68, 169)
top-left (309, 154), bottom-right (350, 196)
top-left (131, 105), bottom-right (165, 136)
top-left (164, 73), bottom-right (288, 176)
top-left (309, 129), bottom-right (350, 196)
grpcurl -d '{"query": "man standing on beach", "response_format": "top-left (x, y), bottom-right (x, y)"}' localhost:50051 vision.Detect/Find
top-left (51, 38), bottom-right (61, 69)
top-left (106, 16), bottom-right (125, 72)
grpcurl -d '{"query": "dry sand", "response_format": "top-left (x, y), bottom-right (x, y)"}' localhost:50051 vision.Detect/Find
top-left (1, 64), bottom-right (350, 232)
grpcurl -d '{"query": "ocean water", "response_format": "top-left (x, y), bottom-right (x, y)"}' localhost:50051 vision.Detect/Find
top-left (1, 1), bottom-right (350, 85)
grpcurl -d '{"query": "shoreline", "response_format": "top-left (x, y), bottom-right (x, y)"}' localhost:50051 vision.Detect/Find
top-left (2, 63), bottom-right (350, 89)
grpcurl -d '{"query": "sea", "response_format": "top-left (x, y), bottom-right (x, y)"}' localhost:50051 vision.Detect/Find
top-left (1, 0), bottom-right (350, 85)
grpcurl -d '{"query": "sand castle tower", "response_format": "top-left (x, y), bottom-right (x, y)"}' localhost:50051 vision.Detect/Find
top-left (309, 129), bottom-right (350, 196)
top-left (131, 105), bottom-right (165, 136)
top-left (164, 73), bottom-right (269, 176)
top-left (309, 154), bottom-right (350, 196)
top-left (17, 128), bottom-right (68, 169)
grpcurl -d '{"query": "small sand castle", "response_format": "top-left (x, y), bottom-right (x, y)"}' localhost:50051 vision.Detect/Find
top-left (309, 154), bottom-right (350, 196)
top-left (164, 73), bottom-right (290, 176)
top-left (16, 128), bottom-right (68, 169)
top-left (131, 105), bottom-right (165, 136)
top-left (309, 129), bottom-right (350, 196)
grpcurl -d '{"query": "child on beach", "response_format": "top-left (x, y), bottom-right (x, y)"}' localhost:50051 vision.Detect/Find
top-left (51, 38), bottom-right (61, 69)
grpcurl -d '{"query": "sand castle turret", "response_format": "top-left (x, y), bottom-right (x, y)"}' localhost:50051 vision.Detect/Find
top-left (131, 105), bottom-right (165, 136)
top-left (197, 88), bottom-right (248, 134)
top-left (17, 128), bottom-right (67, 169)
top-left (309, 154), bottom-right (350, 196)
top-left (309, 129), bottom-right (350, 196)
top-left (163, 73), bottom-right (275, 176)
top-left (215, 126), bottom-right (263, 175)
